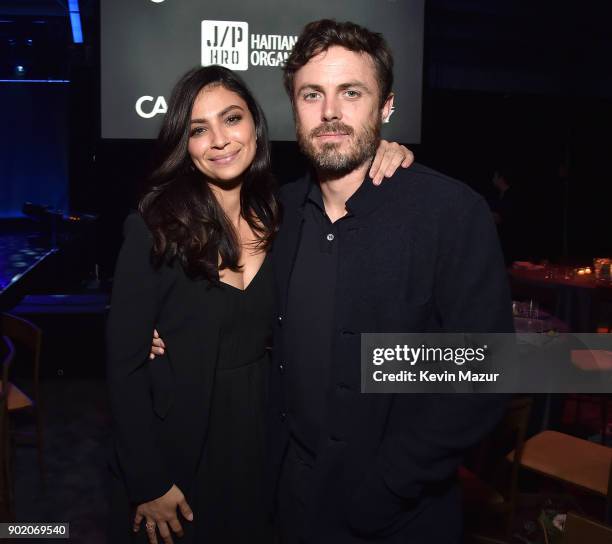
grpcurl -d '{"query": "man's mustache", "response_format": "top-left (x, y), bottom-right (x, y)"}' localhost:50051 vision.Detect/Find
top-left (310, 122), bottom-right (354, 138)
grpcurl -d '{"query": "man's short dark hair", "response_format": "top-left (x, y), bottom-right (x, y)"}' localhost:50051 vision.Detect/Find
top-left (283, 19), bottom-right (394, 108)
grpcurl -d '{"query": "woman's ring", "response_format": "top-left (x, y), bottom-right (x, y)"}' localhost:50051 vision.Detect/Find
top-left (145, 521), bottom-right (156, 532)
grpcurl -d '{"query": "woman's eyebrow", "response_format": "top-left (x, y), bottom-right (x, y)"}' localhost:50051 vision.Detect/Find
top-left (191, 105), bottom-right (245, 123)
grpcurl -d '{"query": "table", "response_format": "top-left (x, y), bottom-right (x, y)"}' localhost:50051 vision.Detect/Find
top-left (510, 265), bottom-right (612, 332)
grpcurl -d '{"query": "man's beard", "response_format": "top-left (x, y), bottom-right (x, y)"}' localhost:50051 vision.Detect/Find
top-left (297, 117), bottom-right (381, 177)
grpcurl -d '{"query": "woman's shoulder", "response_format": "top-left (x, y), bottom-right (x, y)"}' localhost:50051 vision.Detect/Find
top-left (122, 211), bottom-right (151, 238)
top-left (115, 212), bottom-right (157, 265)
top-left (120, 212), bottom-right (158, 251)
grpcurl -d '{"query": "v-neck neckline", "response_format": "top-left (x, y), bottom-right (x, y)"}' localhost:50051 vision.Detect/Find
top-left (219, 253), bottom-right (268, 292)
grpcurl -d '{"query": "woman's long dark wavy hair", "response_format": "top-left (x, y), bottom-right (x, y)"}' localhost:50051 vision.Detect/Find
top-left (138, 66), bottom-right (279, 281)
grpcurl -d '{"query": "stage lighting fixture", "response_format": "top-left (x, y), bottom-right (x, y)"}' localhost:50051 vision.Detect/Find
top-left (22, 202), bottom-right (98, 225)
top-left (14, 65), bottom-right (26, 77)
top-left (68, 0), bottom-right (83, 44)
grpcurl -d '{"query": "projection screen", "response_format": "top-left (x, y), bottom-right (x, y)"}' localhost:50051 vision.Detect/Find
top-left (101, 0), bottom-right (424, 142)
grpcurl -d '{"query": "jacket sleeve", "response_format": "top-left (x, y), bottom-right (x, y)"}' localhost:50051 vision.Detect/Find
top-left (106, 213), bottom-right (174, 504)
top-left (362, 196), bottom-right (512, 511)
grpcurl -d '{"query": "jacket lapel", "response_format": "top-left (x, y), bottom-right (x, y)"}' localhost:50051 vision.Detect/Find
top-left (272, 177), bottom-right (310, 315)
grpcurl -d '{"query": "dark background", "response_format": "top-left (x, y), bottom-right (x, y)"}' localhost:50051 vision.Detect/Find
top-left (1, 0), bottom-right (611, 270)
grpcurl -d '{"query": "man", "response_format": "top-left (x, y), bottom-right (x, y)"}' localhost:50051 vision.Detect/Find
top-left (490, 167), bottom-right (525, 264)
top-left (268, 20), bottom-right (513, 543)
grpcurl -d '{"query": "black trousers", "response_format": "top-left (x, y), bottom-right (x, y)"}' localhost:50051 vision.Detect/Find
top-left (275, 440), bottom-right (463, 544)
top-left (276, 439), bottom-right (316, 544)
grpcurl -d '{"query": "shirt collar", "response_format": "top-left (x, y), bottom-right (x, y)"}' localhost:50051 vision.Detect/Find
top-left (302, 167), bottom-right (398, 218)
top-left (306, 179), bottom-right (325, 212)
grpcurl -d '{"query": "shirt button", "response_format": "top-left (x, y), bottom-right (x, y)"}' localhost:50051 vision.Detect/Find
top-left (326, 233), bottom-right (335, 241)
top-left (277, 315), bottom-right (283, 325)
top-left (279, 363), bottom-right (285, 373)
top-left (280, 411), bottom-right (287, 422)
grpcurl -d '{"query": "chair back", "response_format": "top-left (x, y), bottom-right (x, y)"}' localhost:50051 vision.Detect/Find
top-left (470, 396), bottom-right (533, 538)
top-left (0, 336), bottom-right (15, 521)
top-left (0, 335), bottom-right (14, 423)
top-left (0, 314), bottom-right (42, 401)
top-left (473, 397), bottom-right (532, 487)
top-left (503, 397), bottom-right (533, 502)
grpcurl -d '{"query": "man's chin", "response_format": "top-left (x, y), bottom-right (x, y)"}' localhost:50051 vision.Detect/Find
top-left (314, 154), bottom-right (368, 177)
top-left (315, 141), bottom-right (352, 162)
top-left (299, 135), bottom-right (371, 175)
top-left (314, 140), bottom-right (344, 153)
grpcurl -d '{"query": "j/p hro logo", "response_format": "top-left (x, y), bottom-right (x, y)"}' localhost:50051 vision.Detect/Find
top-left (201, 20), bottom-right (248, 71)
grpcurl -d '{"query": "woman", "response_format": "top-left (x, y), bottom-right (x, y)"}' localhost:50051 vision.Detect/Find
top-left (107, 65), bottom-right (411, 543)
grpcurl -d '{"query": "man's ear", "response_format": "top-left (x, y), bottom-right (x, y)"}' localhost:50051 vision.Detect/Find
top-left (381, 93), bottom-right (395, 124)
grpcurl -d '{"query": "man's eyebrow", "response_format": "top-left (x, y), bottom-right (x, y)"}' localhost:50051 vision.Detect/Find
top-left (296, 82), bottom-right (372, 95)
top-left (296, 83), bottom-right (325, 95)
top-left (337, 81), bottom-right (372, 93)
top-left (190, 104), bottom-right (244, 123)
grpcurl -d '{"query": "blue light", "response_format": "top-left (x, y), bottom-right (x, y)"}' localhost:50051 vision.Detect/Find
top-left (15, 65), bottom-right (25, 74)
top-left (69, 12), bottom-right (83, 43)
top-left (0, 79), bottom-right (70, 83)
top-left (68, 0), bottom-right (83, 44)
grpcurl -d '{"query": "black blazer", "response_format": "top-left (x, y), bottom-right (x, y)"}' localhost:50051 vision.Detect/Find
top-left (106, 214), bottom-right (222, 505)
top-left (268, 164), bottom-right (514, 543)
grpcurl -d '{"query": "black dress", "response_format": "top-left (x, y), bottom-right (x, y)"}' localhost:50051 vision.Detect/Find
top-left (194, 254), bottom-right (274, 542)
top-left (107, 223), bottom-right (274, 543)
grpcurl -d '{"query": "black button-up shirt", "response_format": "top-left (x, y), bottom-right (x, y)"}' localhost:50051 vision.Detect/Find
top-left (284, 181), bottom-right (351, 460)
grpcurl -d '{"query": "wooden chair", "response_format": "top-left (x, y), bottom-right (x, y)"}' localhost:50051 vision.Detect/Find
top-left (0, 336), bottom-right (16, 521)
top-left (568, 350), bottom-right (612, 445)
top-left (461, 396), bottom-right (533, 543)
top-left (508, 430), bottom-right (612, 523)
top-left (568, 393), bottom-right (610, 445)
top-left (0, 314), bottom-right (45, 484)
top-left (561, 511), bottom-right (612, 544)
